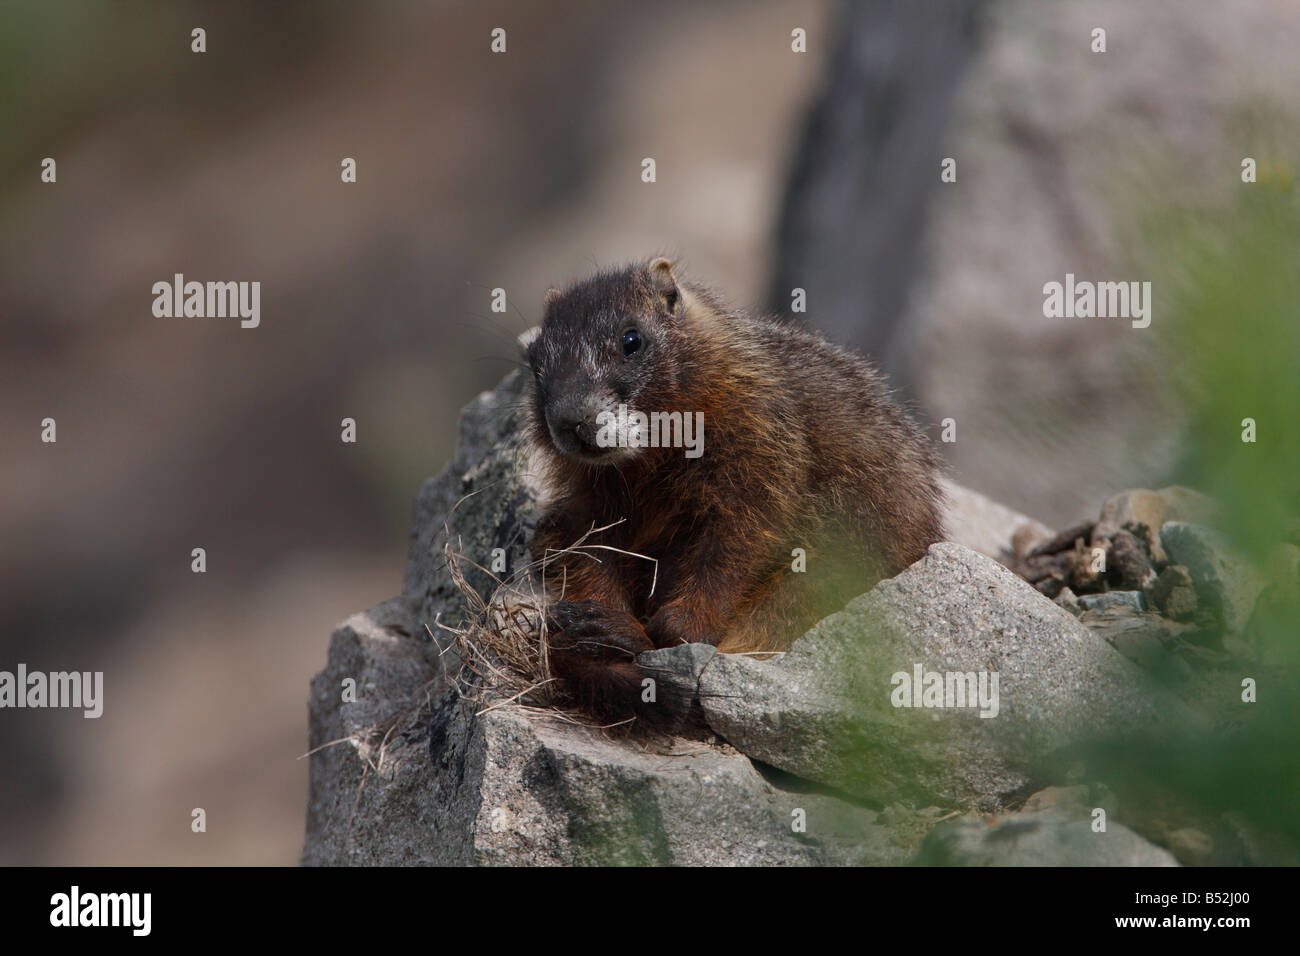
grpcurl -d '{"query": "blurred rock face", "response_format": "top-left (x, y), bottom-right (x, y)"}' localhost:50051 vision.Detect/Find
top-left (0, 0), bottom-right (825, 863)
top-left (904, 0), bottom-right (1300, 525)
top-left (774, 0), bottom-right (1299, 529)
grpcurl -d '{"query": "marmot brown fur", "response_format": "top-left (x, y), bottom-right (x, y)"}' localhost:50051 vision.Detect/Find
top-left (525, 258), bottom-right (943, 728)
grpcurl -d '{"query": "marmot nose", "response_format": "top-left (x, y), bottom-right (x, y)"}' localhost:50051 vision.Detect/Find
top-left (546, 401), bottom-right (601, 454)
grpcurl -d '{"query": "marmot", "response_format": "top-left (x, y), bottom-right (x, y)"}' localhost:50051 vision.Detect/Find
top-left (525, 258), bottom-right (943, 728)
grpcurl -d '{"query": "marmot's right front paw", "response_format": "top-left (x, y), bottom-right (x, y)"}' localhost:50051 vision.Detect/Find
top-left (544, 601), bottom-right (670, 729)
top-left (544, 601), bottom-right (653, 661)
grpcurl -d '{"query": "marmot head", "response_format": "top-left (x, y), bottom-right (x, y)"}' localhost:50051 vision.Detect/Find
top-left (526, 258), bottom-right (691, 466)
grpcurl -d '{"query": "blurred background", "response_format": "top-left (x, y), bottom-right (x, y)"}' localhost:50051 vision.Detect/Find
top-left (1, 0), bottom-right (1296, 864)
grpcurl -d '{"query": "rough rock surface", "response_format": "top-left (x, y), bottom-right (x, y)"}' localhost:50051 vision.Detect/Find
top-left (302, 590), bottom-right (900, 864)
top-left (302, 600), bottom-right (447, 866)
top-left (697, 543), bottom-right (1195, 811)
top-left (402, 368), bottom-right (542, 641)
top-left (314, 682), bottom-right (904, 866)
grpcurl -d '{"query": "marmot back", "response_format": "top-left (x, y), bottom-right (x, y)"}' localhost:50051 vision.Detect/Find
top-left (525, 257), bottom-right (944, 727)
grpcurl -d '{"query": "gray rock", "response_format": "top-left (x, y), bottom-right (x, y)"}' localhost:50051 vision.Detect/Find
top-left (1145, 564), bottom-right (1198, 621)
top-left (1060, 604), bottom-right (1205, 684)
top-left (1093, 486), bottom-right (1223, 566)
top-left (306, 619), bottom-right (901, 865)
top-left (1078, 590), bottom-right (1146, 612)
top-left (431, 701), bottom-right (905, 866)
top-left (1054, 586), bottom-right (1081, 615)
top-left (1017, 784), bottom-right (1103, 815)
top-left (402, 367), bottom-right (542, 646)
top-left (940, 477), bottom-right (1051, 560)
top-left (1160, 522), bottom-right (1262, 635)
top-left (638, 642), bottom-right (717, 689)
top-left (636, 643), bottom-right (717, 732)
top-left (914, 805), bottom-right (1180, 866)
top-left (699, 542), bottom-right (1197, 810)
top-left (1109, 630), bottom-right (1170, 672)
top-left (302, 600), bottom-right (449, 866)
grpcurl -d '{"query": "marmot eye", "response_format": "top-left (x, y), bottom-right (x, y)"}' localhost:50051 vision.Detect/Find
top-left (621, 328), bottom-right (642, 357)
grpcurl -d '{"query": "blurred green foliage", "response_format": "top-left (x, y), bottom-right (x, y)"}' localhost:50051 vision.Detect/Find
top-left (1092, 169), bottom-right (1300, 858)
top-left (1150, 175), bottom-right (1300, 560)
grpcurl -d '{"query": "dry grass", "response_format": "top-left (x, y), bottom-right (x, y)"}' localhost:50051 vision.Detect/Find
top-left (434, 518), bottom-right (659, 729)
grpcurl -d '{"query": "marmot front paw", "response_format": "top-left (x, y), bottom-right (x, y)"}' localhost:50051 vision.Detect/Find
top-left (544, 601), bottom-right (654, 660)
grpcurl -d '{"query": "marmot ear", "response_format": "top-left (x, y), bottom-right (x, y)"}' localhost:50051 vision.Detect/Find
top-left (648, 257), bottom-right (681, 314)
top-left (517, 325), bottom-right (541, 356)
top-left (542, 287), bottom-right (562, 310)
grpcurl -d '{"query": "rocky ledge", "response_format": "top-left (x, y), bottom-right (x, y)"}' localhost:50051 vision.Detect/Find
top-left (301, 370), bottom-right (1296, 866)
